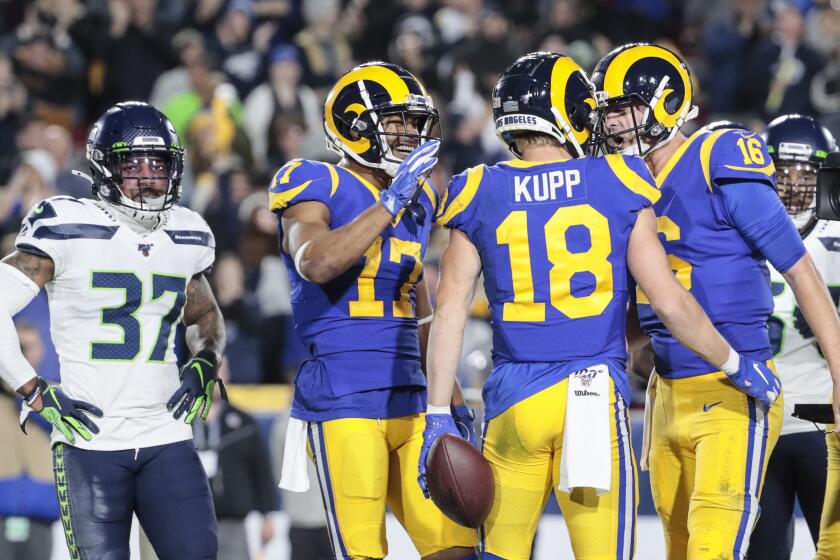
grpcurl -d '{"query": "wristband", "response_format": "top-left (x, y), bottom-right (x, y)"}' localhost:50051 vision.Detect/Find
top-left (720, 347), bottom-right (740, 376)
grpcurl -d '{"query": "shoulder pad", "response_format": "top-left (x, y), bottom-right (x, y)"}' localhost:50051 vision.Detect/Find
top-left (268, 159), bottom-right (338, 212)
top-left (165, 207), bottom-right (216, 249)
top-left (601, 154), bottom-right (660, 204)
top-left (23, 196), bottom-right (90, 228)
top-left (706, 129), bottom-right (775, 190)
top-left (437, 164), bottom-right (485, 227)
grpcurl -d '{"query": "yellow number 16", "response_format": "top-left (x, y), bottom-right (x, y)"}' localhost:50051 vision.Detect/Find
top-left (496, 204), bottom-right (614, 321)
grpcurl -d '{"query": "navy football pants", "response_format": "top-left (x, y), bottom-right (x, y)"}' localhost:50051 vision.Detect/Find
top-left (53, 439), bottom-right (217, 560)
top-left (747, 430), bottom-right (827, 559)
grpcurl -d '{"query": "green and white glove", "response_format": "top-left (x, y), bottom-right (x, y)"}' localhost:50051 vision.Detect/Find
top-left (20, 377), bottom-right (103, 444)
top-left (166, 350), bottom-right (227, 424)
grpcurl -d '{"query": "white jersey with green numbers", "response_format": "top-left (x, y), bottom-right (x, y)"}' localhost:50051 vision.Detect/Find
top-left (15, 196), bottom-right (216, 450)
top-left (769, 219), bottom-right (840, 436)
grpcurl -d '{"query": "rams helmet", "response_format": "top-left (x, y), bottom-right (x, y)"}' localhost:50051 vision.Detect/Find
top-left (591, 43), bottom-right (698, 156)
top-left (765, 114), bottom-right (837, 231)
top-left (85, 102), bottom-right (184, 223)
top-left (492, 52), bottom-right (597, 158)
top-left (323, 61), bottom-right (439, 176)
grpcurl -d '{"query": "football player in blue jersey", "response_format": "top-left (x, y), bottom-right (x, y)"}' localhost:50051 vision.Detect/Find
top-left (593, 43), bottom-right (840, 560)
top-left (416, 51), bottom-right (780, 560)
top-left (270, 62), bottom-right (478, 560)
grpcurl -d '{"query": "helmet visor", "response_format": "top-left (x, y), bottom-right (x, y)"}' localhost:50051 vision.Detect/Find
top-left (775, 160), bottom-right (818, 217)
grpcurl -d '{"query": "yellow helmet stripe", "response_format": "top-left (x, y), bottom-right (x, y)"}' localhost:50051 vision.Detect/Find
top-left (438, 165), bottom-right (484, 226)
top-left (602, 45), bottom-right (692, 129)
top-left (604, 154), bottom-right (661, 203)
top-left (324, 65), bottom-right (413, 155)
top-left (549, 57), bottom-right (591, 146)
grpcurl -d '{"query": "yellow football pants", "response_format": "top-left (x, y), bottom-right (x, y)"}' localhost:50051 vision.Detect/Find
top-left (816, 428), bottom-right (840, 560)
top-left (307, 414), bottom-right (478, 559)
top-left (649, 370), bottom-right (783, 560)
top-left (481, 377), bottom-right (638, 560)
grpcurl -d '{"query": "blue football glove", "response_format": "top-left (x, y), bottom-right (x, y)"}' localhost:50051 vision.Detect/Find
top-left (166, 350), bottom-right (227, 424)
top-left (20, 377), bottom-right (103, 444)
top-left (726, 357), bottom-right (781, 411)
top-left (417, 412), bottom-right (461, 499)
top-left (451, 404), bottom-right (478, 447)
top-left (379, 140), bottom-right (440, 216)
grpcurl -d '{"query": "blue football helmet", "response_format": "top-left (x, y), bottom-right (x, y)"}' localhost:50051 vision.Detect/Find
top-left (765, 114), bottom-right (837, 231)
top-left (85, 102), bottom-right (185, 222)
top-left (492, 52), bottom-right (597, 158)
top-left (591, 43), bottom-right (698, 156)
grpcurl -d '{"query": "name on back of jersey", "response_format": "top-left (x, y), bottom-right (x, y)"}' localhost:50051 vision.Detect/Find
top-left (512, 168), bottom-right (583, 204)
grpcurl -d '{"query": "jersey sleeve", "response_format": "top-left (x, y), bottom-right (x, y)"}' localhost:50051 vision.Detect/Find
top-left (15, 197), bottom-right (82, 277)
top-left (707, 129), bottom-right (776, 188)
top-left (268, 159), bottom-right (338, 215)
top-left (192, 214), bottom-right (216, 275)
top-left (601, 154), bottom-right (661, 211)
top-left (435, 164), bottom-right (485, 232)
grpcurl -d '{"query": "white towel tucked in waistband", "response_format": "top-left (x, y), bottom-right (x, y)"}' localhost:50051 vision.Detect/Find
top-left (640, 371), bottom-right (658, 472)
top-left (279, 417), bottom-right (310, 492)
top-left (558, 364), bottom-right (611, 496)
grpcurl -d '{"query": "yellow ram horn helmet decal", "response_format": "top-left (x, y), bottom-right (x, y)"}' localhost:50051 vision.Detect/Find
top-left (602, 44), bottom-right (692, 129)
top-left (550, 56), bottom-right (593, 146)
top-left (324, 64), bottom-right (413, 155)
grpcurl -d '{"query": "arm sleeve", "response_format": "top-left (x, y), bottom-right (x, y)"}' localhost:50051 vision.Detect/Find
top-left (0, 263), bottom-right (41, 389)
top-left (718, 181), bottom-right (805, 273)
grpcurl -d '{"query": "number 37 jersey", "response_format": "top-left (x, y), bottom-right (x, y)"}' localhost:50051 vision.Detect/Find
top-left (15, 196), bottom-right (215, 450)
top-left (438, 155), bottom-right (659, 405)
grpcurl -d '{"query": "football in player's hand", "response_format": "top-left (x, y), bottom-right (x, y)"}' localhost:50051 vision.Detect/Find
top-left (426, 434), bottom-right (494, 528)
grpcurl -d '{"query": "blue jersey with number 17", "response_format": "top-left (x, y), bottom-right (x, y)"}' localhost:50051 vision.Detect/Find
top-left (270, 158), bottom-right (440, 421)
top-left (438, 155), bottom-right (659, 415)
top-left (636, 129), bottom-right (778, 379)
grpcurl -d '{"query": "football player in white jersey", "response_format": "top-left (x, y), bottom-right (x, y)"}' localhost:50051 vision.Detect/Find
top-left (0, 102), bottom-right (225, 559)
top-left (747, 115), bottom-right (838, 559)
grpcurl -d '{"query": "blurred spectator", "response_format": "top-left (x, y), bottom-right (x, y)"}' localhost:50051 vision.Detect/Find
top-left (702, 0), bottom-right (771, 115)
top-left (204, 168), bottom-right (256, 252)
top-left (8, 0), bottom-right (86, 127)
top-left (0, 149), bottom-right (57, 236)
top-left (534, 0), bottom-right (610, 70)
top-left (149, 28), bottom-right (209, 110)
top-left (449, 8), bottom-right (518, 99)
top-left (294, 0), bottom-right (353, 92)
top-left (192, 359), bottom-right (277, 559)
top-left (388, 11), bottom-right (440, 94)
top-left (0, 53), bottom-right (28, 183)
top-left (810, 7), bottom-right (840, 136)
top-left (738, 2), bottom-right (823, 120)
top-left (43, 124), bottom-right (89, 199)
top-left (99, 0), bottom-right (178, 110)
top-left (204, 0), bottom-right (267, 99)
top-left (211, 253), bottom-right (264, 383)
top-left (0, 323), bottom-right (60, 560)
top-left (243, 44), bottom-right (323, 170)
top-left (270, 409), bottom-right (331, 560)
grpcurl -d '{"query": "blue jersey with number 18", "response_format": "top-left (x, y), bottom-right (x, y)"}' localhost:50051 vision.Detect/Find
top-left (438, 154), bottom-right (658, 412)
